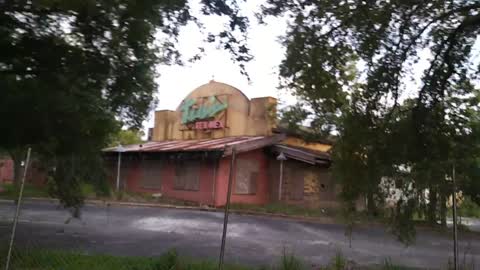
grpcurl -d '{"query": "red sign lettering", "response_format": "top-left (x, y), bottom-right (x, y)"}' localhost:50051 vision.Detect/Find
top-left (193, 121), bottom-right (224, 130)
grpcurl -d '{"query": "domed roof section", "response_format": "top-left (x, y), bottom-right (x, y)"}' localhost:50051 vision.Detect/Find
top-left (176, 80), bottom-right (249, 111)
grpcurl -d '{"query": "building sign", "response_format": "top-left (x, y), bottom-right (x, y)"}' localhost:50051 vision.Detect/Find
top-left (194, 120), bottom-right (224, 130)
top-left (180, 96), bottom-right (228, 128)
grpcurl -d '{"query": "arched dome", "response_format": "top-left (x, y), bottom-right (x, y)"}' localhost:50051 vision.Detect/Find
top-left (176, 80), bottom-right (249, 111)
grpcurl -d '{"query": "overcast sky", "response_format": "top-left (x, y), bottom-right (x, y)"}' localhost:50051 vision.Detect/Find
top-left (144, 1), bottom-right (480, 134)
top-left (144, 1), bottom-right (293, 132)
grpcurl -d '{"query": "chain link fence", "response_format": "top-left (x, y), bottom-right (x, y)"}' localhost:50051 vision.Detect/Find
top-left (0, 149), bottom-right (243, 270)
top-left (1, 149), bottom-right (479, 270)
top-left (0, 198), bottom-right (238, 270)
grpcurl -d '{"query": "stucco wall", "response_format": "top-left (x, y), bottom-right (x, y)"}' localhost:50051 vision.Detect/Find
top-left (153, 81), bottom-right (277, 141)
top-left (282, 137), bottom-right (332, 152)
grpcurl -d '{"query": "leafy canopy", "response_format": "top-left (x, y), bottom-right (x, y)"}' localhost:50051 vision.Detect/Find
top-left (262, 0), bottom-right (480, 243)
top-left (0, 0), bottom-right (251, 210)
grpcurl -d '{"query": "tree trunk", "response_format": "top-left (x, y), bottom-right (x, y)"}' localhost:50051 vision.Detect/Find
top-left (366, 190), bottom-right (376, 216)
top-left (418, 192), bottom-right (425, 220)
top-left (439, 190), bottom-right (447, 227)
top-left (427, 188), bottom-right (438, 225)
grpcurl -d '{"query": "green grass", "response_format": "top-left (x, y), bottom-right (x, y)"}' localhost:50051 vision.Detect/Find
top-left (0, 248), bottom-right (249, 270)
top-left (0, 181), bottom-right (202, 207)
top-left (80, 182), bottom-right (97, 199)
top-left (0, 247), bottom-right (434, 270)
top-left (379, 258), bottom-right (413, 270)
top-left (230, 202), bottom-right (333, 218)
top-left (278, 249), bottom-right (304, 270)
top-left (0, 182), bottom-right (50, 200)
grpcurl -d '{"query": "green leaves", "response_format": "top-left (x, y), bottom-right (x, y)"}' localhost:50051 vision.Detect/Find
top-left (0, 0), bottom-right (251, 208)
top-left (265, 0), bottom-right (480, 243)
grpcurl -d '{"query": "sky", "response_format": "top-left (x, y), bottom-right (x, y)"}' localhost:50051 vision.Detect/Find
top-left (143, 1), bottom-right (480, 135)
top-left (144, 1), bottom-right (293, 133)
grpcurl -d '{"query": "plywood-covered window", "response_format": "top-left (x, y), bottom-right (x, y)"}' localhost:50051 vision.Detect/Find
top-left (286, 163), bottom-right (304, 200)
top-left (318, 171), bottom-right (331, 192)
top-left (290, 177), bottom-right (304, 200)
top-left (140, 160), bottom-right (162, 189)
top-left (235, 158), bottom-right (258, 195)
top-left (174, 160), bottom-right (200, 191)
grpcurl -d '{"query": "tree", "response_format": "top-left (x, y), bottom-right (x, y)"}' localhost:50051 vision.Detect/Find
top-left (108, 129), bottom-right (144, 147)
top-left (261, 0), bottom-right (480, 242)
top-left (0, 0), bottom-right (250, 211)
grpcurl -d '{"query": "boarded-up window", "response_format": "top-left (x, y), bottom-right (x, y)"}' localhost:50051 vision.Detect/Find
top-left (290, 177), bottom-right (304, 200)
top-left (174, 160), bottom-right (200, 191)
top-left (235, 159), bottom-right (258, 195)
top-left (140, 160), bottom-right (162, 189)
top-left (287, 163), bottom-right (304, 200)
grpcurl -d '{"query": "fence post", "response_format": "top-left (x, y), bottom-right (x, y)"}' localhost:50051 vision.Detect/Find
top-left (452, 164), bottom-right (458, 270)
top-left (5, 147), bottom-right (32, 270)
top-left (218, 147), bottom-right (236, 270)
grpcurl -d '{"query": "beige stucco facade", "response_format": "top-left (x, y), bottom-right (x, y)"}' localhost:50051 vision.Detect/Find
top-left (281, 137), bottom-right (332, 152)
top-left (152, 81), bottom-right (277, 141)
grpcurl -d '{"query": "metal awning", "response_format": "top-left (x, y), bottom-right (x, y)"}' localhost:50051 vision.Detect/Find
top-left (103, 135), bottom-right (285, 157)
top-left (270, 144), bottom-right (331, 166)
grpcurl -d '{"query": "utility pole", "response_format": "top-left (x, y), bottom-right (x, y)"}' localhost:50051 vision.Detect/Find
top-left (5, 147), bottom-right (31, 270)
top-left (218, 147), bottom-right (236, 270)
top-left (452, 164), bottom-right (458, 270)
top-left (116, 145), bottom-right (125, 192)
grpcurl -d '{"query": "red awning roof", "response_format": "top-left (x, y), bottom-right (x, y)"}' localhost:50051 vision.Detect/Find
top-left (103, 135), bottom-right (285, 156)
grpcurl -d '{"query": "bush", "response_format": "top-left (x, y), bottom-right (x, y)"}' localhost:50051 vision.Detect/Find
top-left (0, 182), bottom-right (49, 199)
top-left (80, 182), bottom-right (97, 198)
top-left (458, 196), bottom-right (480, 218)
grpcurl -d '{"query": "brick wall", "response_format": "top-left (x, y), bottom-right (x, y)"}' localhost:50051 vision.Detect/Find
top-left (108, 156), bottom-right (216, 205)
top-left (0, 159), bottom-right (13, 182)
top-left (215, 149), bottom-right (270, 206)
top-left (0, 159), bottom-right (47, 186)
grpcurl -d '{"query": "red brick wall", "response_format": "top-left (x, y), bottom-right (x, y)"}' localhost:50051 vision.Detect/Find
top-left (112, 149), bottom-right (271, 207)
top-left (122, 158), bottom-right (216, 205)
top-left (214, 149), bottom-right (270, 206)
top-left (0, 159), bottom-right (13, 183)
top-left (0, 159), bottom-right (46, 186)
top-left (27, 161), bottom-right (47, 186)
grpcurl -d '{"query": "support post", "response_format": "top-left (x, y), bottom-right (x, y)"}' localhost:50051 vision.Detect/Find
top-left (279, 159), bottom-right (284, 201)
top-left (219, 147), bottom-right (236, 270)
top-left (116, 151), bottom-right (122, 192)
top-left (212, 159), bottom-right (218, 205)
top-left (276, 152), bottom-right (287, 201)
top-left (452, 164), bottom-right (458, 270)
top-left (5, 147), bottom-right (31, 270)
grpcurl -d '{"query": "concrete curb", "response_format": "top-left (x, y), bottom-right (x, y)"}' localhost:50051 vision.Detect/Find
top-left (2, 197), bottom-right (478, 235)
top-left (25, 197), bottom-right (217, 211)
top-left (5, 197), bottom-right (341, 225)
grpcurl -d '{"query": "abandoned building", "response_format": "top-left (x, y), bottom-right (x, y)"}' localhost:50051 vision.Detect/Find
top-left (103, 81), bottom-right (338, 208)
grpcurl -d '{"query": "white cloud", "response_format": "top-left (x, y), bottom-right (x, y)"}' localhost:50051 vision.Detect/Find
top-left (143, 1), bottom-right (296, 132)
